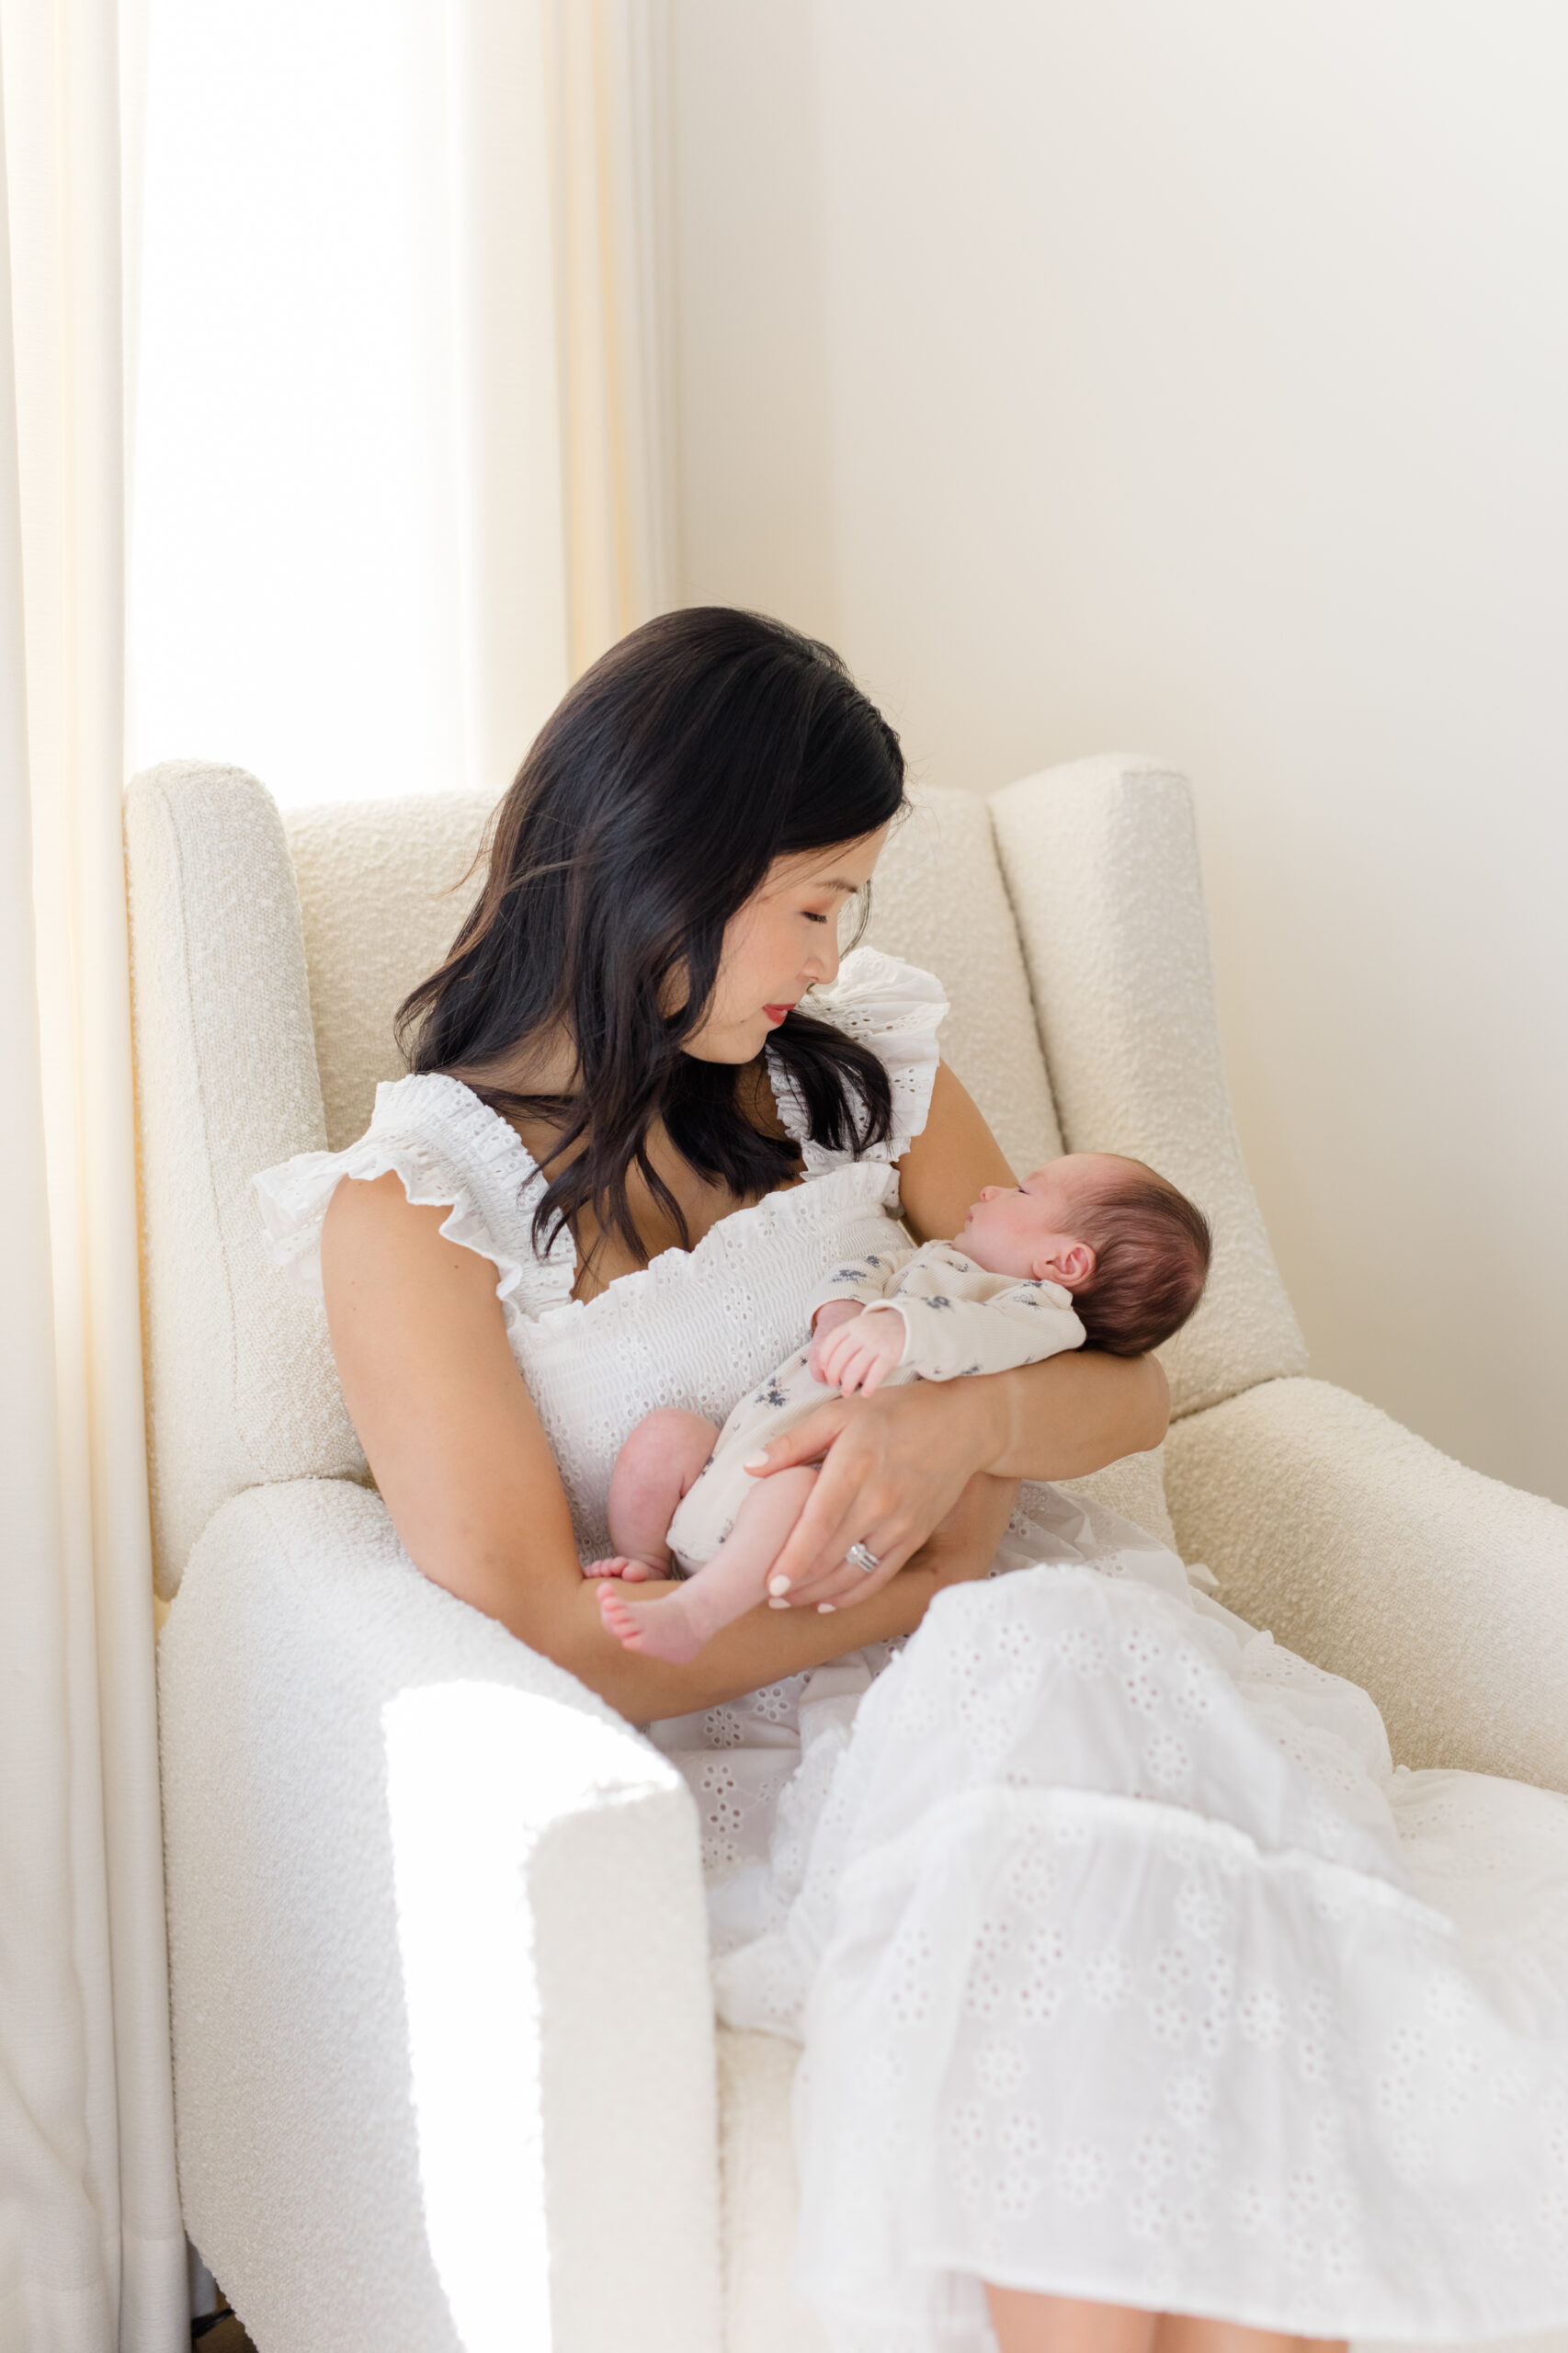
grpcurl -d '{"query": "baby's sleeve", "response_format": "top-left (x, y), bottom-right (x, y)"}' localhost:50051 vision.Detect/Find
top-left (803, 1246), bottom-right (907, 1324)
top-left (866, 1276), bottom-right (1085, 1382)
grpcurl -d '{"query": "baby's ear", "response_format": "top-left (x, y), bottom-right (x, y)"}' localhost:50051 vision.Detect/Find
top-left (1035, 1239), bottom-right (1095, 1288)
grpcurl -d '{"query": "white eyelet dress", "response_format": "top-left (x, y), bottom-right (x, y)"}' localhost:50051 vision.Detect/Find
top-left (256, 947), bottom-right (1568, 2351)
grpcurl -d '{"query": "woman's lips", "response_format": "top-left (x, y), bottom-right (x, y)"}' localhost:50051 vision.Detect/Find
top-left (763, 1002), bottom-right (795, 1023)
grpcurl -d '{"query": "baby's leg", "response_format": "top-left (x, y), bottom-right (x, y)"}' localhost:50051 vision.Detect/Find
top-left (582, 1407), bottom-right (719, 1580)
top-left (598, 1466), bottom-right (817, 1665)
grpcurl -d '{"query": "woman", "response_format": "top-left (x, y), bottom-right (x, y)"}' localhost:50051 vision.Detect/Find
top-left (260, 608), bottom-right (1568, 2353)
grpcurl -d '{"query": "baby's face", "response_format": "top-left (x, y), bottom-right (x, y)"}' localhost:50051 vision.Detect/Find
top-left (959, 1154), bottom-right (1133, 1287)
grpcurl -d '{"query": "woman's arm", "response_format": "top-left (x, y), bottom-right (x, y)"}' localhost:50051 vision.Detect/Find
top-left (320, 1171), bottom-right (939, 1719)
top-left (753, 1063), bottom-right (1170, 1608)
top-left (895, 1061), bottom-right (1017, 1234)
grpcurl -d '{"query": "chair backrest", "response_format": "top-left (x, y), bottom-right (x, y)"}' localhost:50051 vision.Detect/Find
top-left (126, 757), bottom-right (1301, 1596)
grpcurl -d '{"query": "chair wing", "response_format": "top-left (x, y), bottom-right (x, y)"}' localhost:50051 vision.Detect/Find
top-left (990, 756), bottom-right (1306, 1420)
top-left (126, 762), bottom-right (364, 1596)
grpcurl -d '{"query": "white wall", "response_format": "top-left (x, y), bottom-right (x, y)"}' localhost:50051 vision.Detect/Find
top-left (670, 0), bottom-right (1568, 1506)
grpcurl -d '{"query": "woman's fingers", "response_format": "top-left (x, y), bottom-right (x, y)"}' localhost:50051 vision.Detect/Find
top-left (751, 1381), bottom-right (995, 1609)
top-left (744, 1403), bottom-right (880, 1600)
top-left (811, 1548), bottom-right (903, 1609)
top-left (767, 1449), bottom-right (913, 1602)
top-left (768, 1481), bottom-right (903, 1603)
top-left (744, 1399), bottom-right (853, 1478)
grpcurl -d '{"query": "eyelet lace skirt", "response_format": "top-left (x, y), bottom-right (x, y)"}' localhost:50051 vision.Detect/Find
top-left (662, 1509), bottom-right (1568, 2351)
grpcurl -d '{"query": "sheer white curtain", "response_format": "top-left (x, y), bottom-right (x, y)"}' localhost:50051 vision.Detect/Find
top-left (0, 1), bottom-right (185, 2347)
top-left (3, 2), bottom-right (672, 2345)
top-left (131, 0), bottom-right (676, 809)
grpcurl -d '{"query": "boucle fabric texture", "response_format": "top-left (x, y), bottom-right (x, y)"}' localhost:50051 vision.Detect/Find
top-left (855, 787), bottom-right (1064, 1178)
top-left (718, 2028), bottom-right (832, 2353)
top-left (1167, 1378), bottom-right (1568, 1789)
top-left (989, 757), bottom-right (1307, 1422)
top-left (1060, 1444), bottom-right (1177, 1555)
top-left (285, 790), bottom-right (490, 1152)
top-left (160, 1477), bottom-right (722, 2353)
top-left (125, 764), bottom-right (365, 1594)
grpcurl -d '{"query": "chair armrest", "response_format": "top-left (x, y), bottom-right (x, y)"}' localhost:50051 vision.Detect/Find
top-left (160, 1477), bottom-right (722, 2353)
top-left (1165, 1377), bottom-right (1568, 1789)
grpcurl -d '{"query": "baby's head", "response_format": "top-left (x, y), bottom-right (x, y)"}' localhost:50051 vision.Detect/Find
top-left (960, 1154), bottom-right (1210, 1357)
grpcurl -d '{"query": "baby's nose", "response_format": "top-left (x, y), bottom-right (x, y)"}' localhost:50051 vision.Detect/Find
top-left (978, 1187), bottom-right (998, 1201)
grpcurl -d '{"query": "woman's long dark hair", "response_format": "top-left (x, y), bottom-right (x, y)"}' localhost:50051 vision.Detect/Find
top-left (396, 608), bottom-right (908, 1269)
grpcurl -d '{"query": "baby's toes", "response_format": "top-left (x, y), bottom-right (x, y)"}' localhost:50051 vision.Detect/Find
top-left (584, 1555), bottom-right (631, 1579)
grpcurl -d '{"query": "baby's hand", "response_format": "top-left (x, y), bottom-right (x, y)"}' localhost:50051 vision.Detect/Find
top-left (808, 1297), bottom-right (864, 1384)
top-left (818, 1310), bottom-right (905, 1396)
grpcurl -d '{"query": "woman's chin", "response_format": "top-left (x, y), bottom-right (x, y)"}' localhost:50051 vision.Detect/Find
top-left (683, 1025), bottom-right (767, 1065)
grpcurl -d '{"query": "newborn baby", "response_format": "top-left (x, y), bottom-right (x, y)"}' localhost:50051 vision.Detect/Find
top-left (590, 1152), bottom-right (1210, 1664)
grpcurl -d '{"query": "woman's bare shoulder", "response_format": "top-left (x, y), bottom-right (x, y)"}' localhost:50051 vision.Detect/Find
top-left (322, 1161), bottom-right (466, 1257)
top-left (321, 1170), bottom-right (520, 1434)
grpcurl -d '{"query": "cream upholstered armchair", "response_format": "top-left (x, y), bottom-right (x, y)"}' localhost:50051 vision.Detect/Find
top-left (128, 756), bottom-right (1568, 2353)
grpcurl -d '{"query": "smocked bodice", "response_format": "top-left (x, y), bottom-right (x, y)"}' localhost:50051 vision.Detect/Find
top-left (255, 948), bottom-right (949, 1559)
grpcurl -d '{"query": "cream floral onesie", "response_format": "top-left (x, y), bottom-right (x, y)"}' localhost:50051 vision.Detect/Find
top-left (665, 1240), bottom-right (1085, 1573)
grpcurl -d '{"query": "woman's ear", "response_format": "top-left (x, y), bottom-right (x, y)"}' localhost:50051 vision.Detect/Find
top-left (1035, 1238), bottom-right (1095, 1289)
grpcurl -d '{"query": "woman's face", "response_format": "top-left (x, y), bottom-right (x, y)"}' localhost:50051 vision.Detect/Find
top-left (684, 826), bottom-right (891, 1063)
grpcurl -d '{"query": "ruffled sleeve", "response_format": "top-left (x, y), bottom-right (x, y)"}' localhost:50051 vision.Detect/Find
top-left (767, 946), bottom-right (949, 1177)
top-left (252, 1072), bottom-right (577, 1335)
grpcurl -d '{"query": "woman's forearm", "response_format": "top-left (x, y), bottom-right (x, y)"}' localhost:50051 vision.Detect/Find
top-left (971, 1347), bottom-right (1170, 1482)
top-left (532, 1563), bottom-right (937, 1720)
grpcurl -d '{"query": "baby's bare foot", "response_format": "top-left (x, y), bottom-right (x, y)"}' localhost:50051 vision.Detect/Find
top-left (583, 1554), bottom-right (663, 1581)
top-left (597, 1582), bottom-right (704, 1665)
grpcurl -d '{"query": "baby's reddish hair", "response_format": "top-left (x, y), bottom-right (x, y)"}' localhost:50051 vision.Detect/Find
top-left (1071, 1164), bottom-right (1211, 1357)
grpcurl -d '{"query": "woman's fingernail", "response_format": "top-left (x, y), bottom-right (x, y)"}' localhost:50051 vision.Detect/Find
top-left (767, 1597), bottom-right (790, 1610)
top-left (767, 1574), bottom-right (791, 1596)
top-left (817, 1602), bottom-right (835, 1614)
top-left (743, 1450), bottom-right (769, 1470)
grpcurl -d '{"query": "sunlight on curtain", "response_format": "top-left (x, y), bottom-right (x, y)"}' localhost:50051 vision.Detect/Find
top-left (0, 0), bottom-right (186, 2343)
top-left (131, 0), bottom-right (675, 812)
top-left (1, 6), bottom-right (672, 2344)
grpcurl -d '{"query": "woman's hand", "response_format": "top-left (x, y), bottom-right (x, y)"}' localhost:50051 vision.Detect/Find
top-left (749, 1378), bottom-right (995, 1611)
top-left (749, 1342), bottom-right (1168, 1614)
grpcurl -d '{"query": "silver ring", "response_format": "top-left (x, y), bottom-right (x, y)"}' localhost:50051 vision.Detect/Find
top-left (846, 1541), bottom-right (881, 1575)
